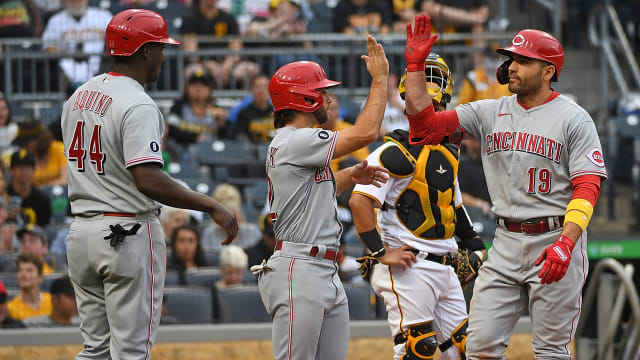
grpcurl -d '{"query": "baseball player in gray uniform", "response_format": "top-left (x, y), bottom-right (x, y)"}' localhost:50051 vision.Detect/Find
top-left (61, 9), bottom-right (238, 360)
top-left (402, 15), bottom-right (607, 359)
top-left (254, 36), bottom-right (416, 360)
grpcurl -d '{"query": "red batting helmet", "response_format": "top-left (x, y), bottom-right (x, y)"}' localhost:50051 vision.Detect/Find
top-left (269, 61), bottom-right (341, 112)
top-left (105, 9), bottom-right (181, 56)
top-left (496, 29), bottom-right (564, 81)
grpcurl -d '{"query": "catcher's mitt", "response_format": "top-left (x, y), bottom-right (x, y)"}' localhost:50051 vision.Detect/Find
top-left (452, 249), bottom-right (483, 288)
top-left (356, 255), bottom-right (379, 280)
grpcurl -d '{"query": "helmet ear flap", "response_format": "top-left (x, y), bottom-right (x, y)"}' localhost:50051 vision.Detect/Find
top-left (496, 59), bottom-right (512, 85)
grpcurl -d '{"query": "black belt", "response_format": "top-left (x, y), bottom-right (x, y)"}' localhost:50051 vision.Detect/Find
top-left (411, 249), bottom-right (455, 266)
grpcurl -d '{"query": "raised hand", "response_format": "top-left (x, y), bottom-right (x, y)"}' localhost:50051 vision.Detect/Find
top-left (361, 35), bottom-right (389, 82)
top-left (351, 160), bottom-right (389, 188)
top-left (535, 235), bottom-right (574, 284)
top-left (405, 14), bottom-right (438, 72)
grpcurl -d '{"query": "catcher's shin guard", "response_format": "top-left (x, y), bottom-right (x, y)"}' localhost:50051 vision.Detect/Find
top-left (439, 318), bottom-right (468, 359)
top-left (401, 321), bottom-right (438, 359)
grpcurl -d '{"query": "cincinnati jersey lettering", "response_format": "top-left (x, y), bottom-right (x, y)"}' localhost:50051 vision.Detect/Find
top-left (485, 131), bottom-right (563, 163)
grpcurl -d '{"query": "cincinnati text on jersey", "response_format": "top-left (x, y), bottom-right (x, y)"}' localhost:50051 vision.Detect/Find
top-left (485, 131), bottom-right (564, 163)
top-left (71, 90), bottom-right (113, 117)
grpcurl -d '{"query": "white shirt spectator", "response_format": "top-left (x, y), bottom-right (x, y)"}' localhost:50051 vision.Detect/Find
top-left (42, 7), bottom-right (112, 83)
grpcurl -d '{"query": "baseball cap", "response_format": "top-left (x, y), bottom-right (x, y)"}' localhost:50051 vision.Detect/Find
top-left (12, 120), bottom-right (45, 147)
top-left (259, 214), bottom-right (274, 237)
top-left (10, 148), bottom-right (35, 168)
top-left (17, 224), bottom-right (47, 244)
top-left (187, 69), bottom-right (214, 88)
top-left (50, 276), bottom-right (75, 296)
top-left (0, 280), bottom-right (6, 304)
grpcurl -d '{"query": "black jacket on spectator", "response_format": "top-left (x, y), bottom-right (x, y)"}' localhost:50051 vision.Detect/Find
top-left (236, 102), bottom-right (274, 143)
top-left (8, 183), bottom-right (51, 227)
top-left (458, 155), bottom-right (491, 203)
top-left (333, 0), bottom-right (393, 33)
top-left (246, 240), bottom-right (274, 268)
top-left (167, 100), bottom-right (234, 145)
top-left (180, 8), bottom-right (239, 47)
top-left (0, 0), bottom-right (42, 37)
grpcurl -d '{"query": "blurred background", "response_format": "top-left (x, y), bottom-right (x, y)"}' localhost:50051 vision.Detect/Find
top-left (0, 0), bottom-right (639, 358)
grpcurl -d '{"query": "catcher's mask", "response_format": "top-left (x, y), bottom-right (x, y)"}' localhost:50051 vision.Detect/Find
top-left (399, 52), bottom-right (454, 107)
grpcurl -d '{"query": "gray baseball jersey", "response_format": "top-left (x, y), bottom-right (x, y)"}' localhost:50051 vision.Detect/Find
top-left (62, 72), bottom-right (166, 360)
top-left (258, 126), bottom-right (349, 360)
top-left (454, 92), bottom-right (607, 359)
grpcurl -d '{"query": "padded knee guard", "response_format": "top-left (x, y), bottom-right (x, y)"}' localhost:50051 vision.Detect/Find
top-left (401, 321), bottom-right (438, 360)
top-left (439, 318), bottom-right (468, 359)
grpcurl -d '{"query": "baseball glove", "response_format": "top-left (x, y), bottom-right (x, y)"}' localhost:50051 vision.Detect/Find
top-left (452, 249), bottom-right (483, 288)
top-left (356, 255), bottom-right (379, 280)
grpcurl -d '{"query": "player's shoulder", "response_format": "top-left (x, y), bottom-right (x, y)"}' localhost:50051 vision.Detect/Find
top-left (554, 94), bottom-right (593, 121)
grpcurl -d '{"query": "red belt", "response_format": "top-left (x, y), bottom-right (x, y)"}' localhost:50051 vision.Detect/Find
top-left (498, 216), bottom-right (564, 234)
top-left (104, 212), bottom-right (136, 217)
top-left (275, 241), bottom-right (343, 263)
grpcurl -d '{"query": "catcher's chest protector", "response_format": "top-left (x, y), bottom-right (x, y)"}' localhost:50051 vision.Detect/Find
top-left (381, 130), bottom-right (460, 240)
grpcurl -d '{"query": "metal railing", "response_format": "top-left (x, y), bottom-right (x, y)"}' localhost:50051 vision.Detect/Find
top-left (576, 258), bottom-right (640, 359)
top-left (0, 32), bottom-right (513, 104)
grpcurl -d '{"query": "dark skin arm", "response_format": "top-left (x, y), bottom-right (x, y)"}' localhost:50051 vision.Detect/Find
top-left (130, 163), bottom-right (238, 244)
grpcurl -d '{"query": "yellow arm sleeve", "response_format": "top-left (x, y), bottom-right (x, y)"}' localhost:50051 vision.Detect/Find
top-left (564, 199), bottom-right (594, 232)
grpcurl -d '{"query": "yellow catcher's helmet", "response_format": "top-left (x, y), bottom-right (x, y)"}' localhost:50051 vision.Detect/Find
top-left (398, 52), bottom-right (454, 106)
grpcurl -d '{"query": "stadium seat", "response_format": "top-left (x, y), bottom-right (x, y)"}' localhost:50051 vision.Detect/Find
top-left (203, 251), bottom-right (220, 267)
top-left (243, 180), bottom-right (268, 222)
top-left (163, 286), bottom-right (213, 324)
top-left (0, 253), bottom-right (18, 273)
top-left (165, 269), bottom-right (180, 286)
top-left (216, 285), bottom-right (270, 323)
top-left (184, 267), bottom-right (222, 288)
top-left (192, 140), bottom-right (252, 167)
top-left (41, 185), bottom-right (70, 225)
top-left (0, 272), bottom-right (17, 289)
top-left (343, 284), bottom-right (375, 320)
top-left (242, 271), bottom-right (258, 284)
top-left (41, 273), bottom-right (68, 292)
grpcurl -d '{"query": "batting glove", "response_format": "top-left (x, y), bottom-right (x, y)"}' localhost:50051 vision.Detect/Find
top-left (535, 235), bottom-right (575, 284)
top-left (405, 14), bottom-right (438, 72)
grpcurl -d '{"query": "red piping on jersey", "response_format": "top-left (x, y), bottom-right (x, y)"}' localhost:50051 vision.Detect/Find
top-left (567, 233), bottom-right (586, 354)
top-left (323, 131), bottom-right (338, 170)
top-left (125, 156), bottom-right (164, 167)
top-left (144, 221), bottom-right (154, 360)
top-left (516, 91), bottom-right (559, 110)
top-left (571, 175), bottom-right (601, 206)
top-left (107, 72), bottom-right (124, 76)
top-left (287, 258), bottom-right (295, 360)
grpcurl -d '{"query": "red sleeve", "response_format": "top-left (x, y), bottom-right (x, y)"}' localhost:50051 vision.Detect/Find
top-left (407, 104), bottom-right (461, 145)
top-left (571, 174), bottom-right (601, 206)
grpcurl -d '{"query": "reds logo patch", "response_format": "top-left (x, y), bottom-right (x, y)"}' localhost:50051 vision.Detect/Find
top-left (586, 147), bottom-right (605, 167)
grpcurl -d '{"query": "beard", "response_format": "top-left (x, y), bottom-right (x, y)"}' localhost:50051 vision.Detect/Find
top-left (508, 70), bottom-right (545, 95)
top-left (313, 106), bottom-right (329, 125)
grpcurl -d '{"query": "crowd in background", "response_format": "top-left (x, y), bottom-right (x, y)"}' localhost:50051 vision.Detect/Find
top-left (0, 0), bottom-right (637, 328)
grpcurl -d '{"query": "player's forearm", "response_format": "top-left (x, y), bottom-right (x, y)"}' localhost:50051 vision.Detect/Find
top-left (130, 165), bottom-right (222, 214)
top-left (334, 167), bottom-right (354, 194)
top-left (334, 78), bottom-right (387, 158)
top-left (349, 193), bottom-right (378, 232)
top-left (405, 71), bottom-right (431, 116)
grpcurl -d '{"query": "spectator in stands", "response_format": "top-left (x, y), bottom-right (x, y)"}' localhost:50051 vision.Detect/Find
top-left (201, 183), bottom-right (261, 251)
top-left (24, 276), bottom-right (79, 327)
top-left (245, 0), bottom-right (306, 39)
top-left (0, 96), bottom-right (17, 155)
top-left (0, 198), bottom-right (15, 254)
top-left (333, 0), bottom-right (393, 34)
top-left (245, 214), bottom-right (276, 268)
top-left (216, 245), bottom-right (248, 288)
top-left (236, 74), bottom-right (273, 143)
top-left (32, 0), bottom-right (62, 23)
top-left (318, 95), bottom-right (369, 174)
top-left (17, 224), bottom-right (56, 275)
top-left (457, 55), bottom-right (512, 105)
top-left (181, 0), bottom-right (260, 88)
top-left (217, 0), bottom-right (271, 34)
top-left (0, 0), bottom-right (42, 38)
top-left (7, 254), bottom-right (52, 321)
top-left (159, 205), bottom-right (190, 245)
top-left (459, 137), bottom-right (492, 215)
top-left (390, 0), bottom-right (419, 34)
top-left (13, 121), bottom-right (67, 187)
top-left (0, 280), bottom-right (25, 328)
top-left (379, 72), bottom-right (408, 137)
top-left (421, 0), bottom-right (489, 69)
top-left (42, 0), bottom-right (113, 84)
top-left (7, 149), bottom-right (51, 227)
top-left (167, 67), bottom-right (233, 145)
top-left (167, 224), bottom-right (209, 285)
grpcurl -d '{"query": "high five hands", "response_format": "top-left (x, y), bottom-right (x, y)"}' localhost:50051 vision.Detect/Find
top-left (405, 14), bottom-right (439, 72)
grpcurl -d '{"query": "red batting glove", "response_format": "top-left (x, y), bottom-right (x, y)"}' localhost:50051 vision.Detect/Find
top-left (535, 235), bottom-right (575, 284)
top-left (405, 14), bottom-right (438, 72)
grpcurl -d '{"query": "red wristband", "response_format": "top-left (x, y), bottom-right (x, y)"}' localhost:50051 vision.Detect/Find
top-left (406, 63), bottom-right (426, 72)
